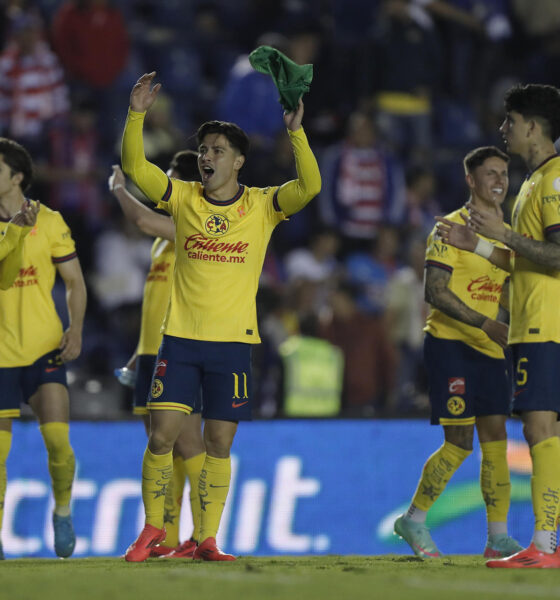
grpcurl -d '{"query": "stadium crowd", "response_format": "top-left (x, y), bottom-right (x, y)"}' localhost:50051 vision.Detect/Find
top-left (1, 0), bottom-right (560, 419)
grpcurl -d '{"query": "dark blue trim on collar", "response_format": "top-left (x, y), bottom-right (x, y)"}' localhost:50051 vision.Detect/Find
top-left (526, 154), bottom-right (559, 179)
top-left (203, 184), bottom-right (245, 206)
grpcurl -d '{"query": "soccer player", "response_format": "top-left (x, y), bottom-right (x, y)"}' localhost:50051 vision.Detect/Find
top-left (0, 138), bottom-right (86, 559)
top-left (122, 72), bottom-right (321, 562)
top-left (393, 146), bottom-right (522, 559)
top-left (436, 84), bottom-right (560, 568)
top-left (109, 154), bottom-right (205, 558)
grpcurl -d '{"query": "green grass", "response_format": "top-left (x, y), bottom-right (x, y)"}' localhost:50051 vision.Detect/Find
top-left (3, 555), bottom-right (560, 600)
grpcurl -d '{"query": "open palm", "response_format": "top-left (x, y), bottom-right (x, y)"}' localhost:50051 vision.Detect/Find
top-left (130, 72), bottom-right (162, 112)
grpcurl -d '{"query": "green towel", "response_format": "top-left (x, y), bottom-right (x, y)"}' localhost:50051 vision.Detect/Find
top-left (248, 45), bottom-right (313, 112)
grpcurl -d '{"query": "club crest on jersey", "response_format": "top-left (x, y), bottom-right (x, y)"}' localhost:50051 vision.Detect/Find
top-left (447, 396), bottom-right (466, 416)
top-left (155, 360), bottom-right (167, 377)
top-left (205, 214), bottom-right (229, 236)
top-left (151, 378), bottom-right (164, 398)
top-left (448, 377), bottom-right (465, 394)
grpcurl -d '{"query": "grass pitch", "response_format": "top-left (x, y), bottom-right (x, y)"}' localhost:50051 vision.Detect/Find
top-left (3, 555), bottom-right (560, 600)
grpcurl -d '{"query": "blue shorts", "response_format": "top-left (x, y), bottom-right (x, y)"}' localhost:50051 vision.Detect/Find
top-left (511, 342), bottom-right (560, 415)
top-left (424, 334), bottom-right (511, 426)
top-left (148, 335), bottom-right (253, 421)
top-left (133, 354), bottom-right (156, 415)
top-left (0, 349), bottom-right (67, 418)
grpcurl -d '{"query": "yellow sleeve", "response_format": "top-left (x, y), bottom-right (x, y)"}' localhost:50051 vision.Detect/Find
top-left (0, 223), bottom-right (30, 289)
top-left (121, 109), bottom-right (171, 205)
top-left (276, 127), bottom-right (322, 216)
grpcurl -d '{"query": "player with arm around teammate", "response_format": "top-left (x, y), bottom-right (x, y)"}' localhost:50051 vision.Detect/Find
top-left (109, 154), bottom-right (205, 558)
top-left (121, 72), bottom-right (321, 562)
top-left (437, 84), bottom-right (560, 568)
top-left (394, 146), bottom-right (522, 559)
top-left (0, 138), bottom-right (86, 559)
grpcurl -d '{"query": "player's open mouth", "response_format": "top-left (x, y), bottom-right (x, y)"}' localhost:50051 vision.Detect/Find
top-left (492, 187), bottom-right (504, 195)
top-left (201, 166), bottom-right (215, 182)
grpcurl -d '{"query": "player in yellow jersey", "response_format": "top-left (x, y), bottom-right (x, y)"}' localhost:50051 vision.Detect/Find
top-left (394, 146), bottom-right (522, 560)
top-left (122, 72), bottom-right (321, 562)
top-left (109, 153), bottom-right (206, 559)
top-left (437, 84), bottom-right (560, 568)
top-left (0, 138), bottom-right (87, 559)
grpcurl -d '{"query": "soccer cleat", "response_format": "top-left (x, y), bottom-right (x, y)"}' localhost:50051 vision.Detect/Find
top-left (393, 514), bottom-right (442, 558)
top-left (193, 537), bottom-right (236, 561)
top-left (483, 534), bottom-right (524, 558)
top-left (149, 544), bottom-right (176, 558)
top-left (486, 543), bottom-right (560, 568)
top-left (53, 513), bottom-right (76, 558)
top-left (161, 539), bottom-right (197, 559)
top-left (124, 524), bottom-right (166, 562)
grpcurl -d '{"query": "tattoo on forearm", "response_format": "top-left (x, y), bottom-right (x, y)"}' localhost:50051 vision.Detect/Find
top-left (425, 266), bottom-right (486, 328)
top-left (507, 228), bottom-right (560, 270)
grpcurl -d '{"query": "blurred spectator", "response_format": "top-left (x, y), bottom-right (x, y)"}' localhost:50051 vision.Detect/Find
top-left (285, 229), bottom-right (340, 284)
top-left (279, 313), bottom-right (344, 417)
top-left (385, 235), bottom-right (428, 413)
top-left (345, 224), bottom-right (400, 315)
top-left (51, 0), bottom-right (129, 89)
top-left (401, 166), bottom-right (439, 239)
top-left (320, 283), bottom-right (396, 416)
top-left (0, 12), bottom-right (69, 152)
top-left (319, 111), bottom-right (406, 251)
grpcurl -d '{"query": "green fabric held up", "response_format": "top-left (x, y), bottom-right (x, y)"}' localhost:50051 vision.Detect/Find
top-left (248, 45), bottom-right (313, 112)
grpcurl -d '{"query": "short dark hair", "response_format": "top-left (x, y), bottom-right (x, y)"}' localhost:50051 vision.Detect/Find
top-left (196, 120), bottom-right (249, 158)
top-left (0, 138), bottom-right (33, 192)
top-left (169, 149), bottom-right (199, 181)
top-left (504, 83), bottom-right (560, 142)
top-left (463, 146), bottom-right (509, 175)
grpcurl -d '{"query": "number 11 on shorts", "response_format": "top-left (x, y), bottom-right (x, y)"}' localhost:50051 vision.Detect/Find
top-left (232, 372), bottom-right (248, 399)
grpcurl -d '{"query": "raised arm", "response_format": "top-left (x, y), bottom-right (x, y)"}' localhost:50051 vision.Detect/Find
top-left (121, 72), bottom-right (170, 204)
top-left (109, 165), bottom-right (175, 241)
top-left (425, 264), bottom-right (508, 348)
top-left (275, 100), bottom-right (322, 216)
top-left (56, 257), bottom-right (87, 362)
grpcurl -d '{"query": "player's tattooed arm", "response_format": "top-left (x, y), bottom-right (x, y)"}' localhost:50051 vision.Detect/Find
top-left (425, 265), bottom-right (508, 347)
top-left (497, 278), bottom-right (510, 325)
top-left (503, 227), bottom-right (560, 270)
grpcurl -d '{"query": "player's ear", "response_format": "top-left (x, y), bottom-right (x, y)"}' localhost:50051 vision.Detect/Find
top-left (11, 171), bottom-right (23, 187)
top-left (465, 173), bottom-right (474, 190)
top-left (234, 154), bottom-right (245, 171)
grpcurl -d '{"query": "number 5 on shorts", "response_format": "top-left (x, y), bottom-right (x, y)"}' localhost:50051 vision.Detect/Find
top-left (516, 357), bottom-right (528, 386)
top-left (232, 372), bottom-right (248, 399)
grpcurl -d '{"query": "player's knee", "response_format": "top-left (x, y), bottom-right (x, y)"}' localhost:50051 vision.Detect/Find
top-left (148, 429), bottom-right (175, 454)
top-left (444, 425), bottom-right (474, 451)
top-left (522, 420), bottom-right (556, 447)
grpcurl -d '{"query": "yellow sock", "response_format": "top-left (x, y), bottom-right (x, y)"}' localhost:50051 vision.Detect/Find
top-left (39, 423), bottom-right (75, 513)
top-left (530, 436), bottom-right (560, 531)
top-left (161, 456), bottom-right (186, 547)
top-left (480, 440), bottom-right (510, 525)
top-left (142, 447), bottom-right (173, 529)
top-left (183, 452), bottom-right (206, 542)
top-left (412, 441), bottom-right (471, 511)
top-left (199, 455), bottom-right (230, 542)
top-left (0, 431), bottom-right (12, 532)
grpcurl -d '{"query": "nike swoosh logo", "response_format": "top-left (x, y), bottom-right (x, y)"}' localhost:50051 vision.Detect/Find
top-left (45, 367), bottom-right (59, 373)
top-left (514, 388), bottom-right (526, 397)
top-left (232, 400), bottom-right (248, 408)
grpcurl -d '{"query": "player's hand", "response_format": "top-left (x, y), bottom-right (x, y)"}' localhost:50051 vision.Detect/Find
top-left (283, 98), bottom-right (304, 131)
top-left (59, 327), bottom-right (82, 362)
top-left (481, 318), bottom-right (508, 348)
top-left (467, 200), bottom-right (507, 243)
top-left (11, 199), bottom-right (40, 228)
top-left (109, 165), bottom-right (125, 193)
top-left (435, 213), bottom-right (477, 251)
top-left (130, 72), bottom-right (162, 113)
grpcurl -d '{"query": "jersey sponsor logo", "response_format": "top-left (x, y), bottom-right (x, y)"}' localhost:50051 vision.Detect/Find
top-left (448, 377), bottom-right (465, 394)
top-left (542, 194), bottom-right (560, 204)
top-left (18, 265), bottom-right (37, 278)
top-left (447, 396), bottom-right (466, 416)
top-left (155, 360), bottom-right (167, 377)
top-left (151, 378), bottom-right (164, 398)
top-left (205, 214), bottom-right (229, 236)
top-left (467, 275), bottom-right (502, 302)
top-left (428, 240), bottom-right (448, 258)
top-left (12, 264), bottom-right (39, 288)
top-left (147, 261), bottom-right (171, 282)
top-left (184, 233), bottom-right (249, 264)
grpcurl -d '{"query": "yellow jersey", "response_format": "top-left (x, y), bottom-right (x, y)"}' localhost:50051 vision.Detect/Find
top-left (137, 237), bottom-right (175, 355)
top-left (0, 205), bottom-right (77, 366)
top-left (424, 207), bottom-right (509, 358)
top-left (157, 181), bottom-right (284, 343)
top-left (509, 155), bottom-right (560, 344)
